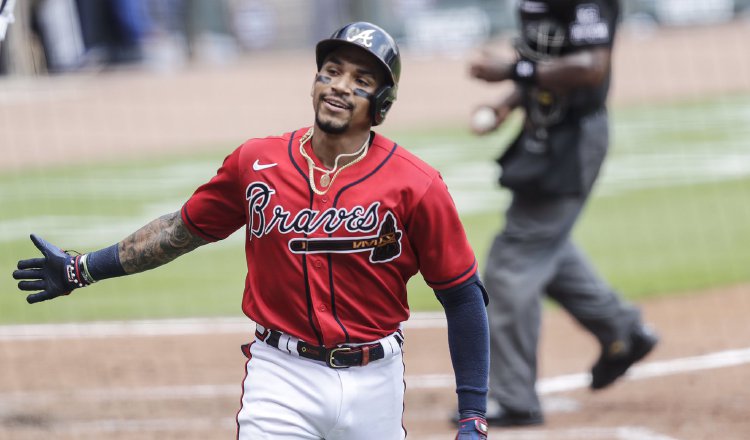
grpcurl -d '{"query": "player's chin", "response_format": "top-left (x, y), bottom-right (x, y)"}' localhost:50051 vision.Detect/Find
top-left (315, 113), bottom-right (350, 135)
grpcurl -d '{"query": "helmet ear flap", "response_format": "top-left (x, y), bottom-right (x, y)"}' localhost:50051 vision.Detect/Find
top-left (370, 85), bottom-right (397, 126)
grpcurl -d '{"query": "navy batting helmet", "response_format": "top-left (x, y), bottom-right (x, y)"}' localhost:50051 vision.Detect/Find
top-left (316, 22), bottom-right (401, 126)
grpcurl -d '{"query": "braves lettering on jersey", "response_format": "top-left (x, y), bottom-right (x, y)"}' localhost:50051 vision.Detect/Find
top-left (181, 128), bottom-right (477, 346)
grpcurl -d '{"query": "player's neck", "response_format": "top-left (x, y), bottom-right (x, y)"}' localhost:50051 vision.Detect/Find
top-left (311, 129), bottom-right (371, 170)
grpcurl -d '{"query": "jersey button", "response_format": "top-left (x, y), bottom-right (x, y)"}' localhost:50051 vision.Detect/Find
top-left (318, 304), bottom-right (327, 312)
top-left (313, 260), bottom-right (323, 269)
top-left (321, 196), bottom-right (329, 204)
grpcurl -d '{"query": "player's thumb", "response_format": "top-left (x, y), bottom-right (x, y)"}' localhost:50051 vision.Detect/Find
top-left (29, 234), bottom-right (49, 255)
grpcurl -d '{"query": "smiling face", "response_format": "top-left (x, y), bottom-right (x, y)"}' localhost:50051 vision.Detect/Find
top-left (311, 45), bottom-right (386, 135)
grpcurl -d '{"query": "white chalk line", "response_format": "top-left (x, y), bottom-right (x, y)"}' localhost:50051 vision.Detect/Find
top-left (4, 347), bottom-right (747, 406)
top-left (0, 313), bottom-right (448, 341)
top-left (2, 316), bottom-right (749, 397)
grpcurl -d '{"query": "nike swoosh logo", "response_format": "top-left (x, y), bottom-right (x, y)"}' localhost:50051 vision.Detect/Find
top-left (253, 159), bottom-right (278, 171)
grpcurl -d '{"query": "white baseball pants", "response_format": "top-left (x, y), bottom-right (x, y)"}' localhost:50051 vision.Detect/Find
top-left (236, 336), bottom-right (406, 439)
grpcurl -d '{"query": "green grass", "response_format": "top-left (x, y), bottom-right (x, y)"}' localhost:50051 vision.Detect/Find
top-left (2, 95), bottom-right (750, 323)
top-left (577, 177), bottom-right (750, 298)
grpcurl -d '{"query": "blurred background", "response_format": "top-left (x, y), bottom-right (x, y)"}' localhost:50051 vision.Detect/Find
top-left (2, 0), bottom-right (750, 75)
top-left (0, 0), bottom-right (749, 320)
top-left (1, 0), bottom-right (748, 320)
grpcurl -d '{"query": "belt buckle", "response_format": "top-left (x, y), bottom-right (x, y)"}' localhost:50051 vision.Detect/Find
top-left (327, 347), bottom-right (352, 369)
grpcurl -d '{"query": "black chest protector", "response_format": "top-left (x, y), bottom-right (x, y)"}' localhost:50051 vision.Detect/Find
top-left (516, 0), bottom-right (620, 126)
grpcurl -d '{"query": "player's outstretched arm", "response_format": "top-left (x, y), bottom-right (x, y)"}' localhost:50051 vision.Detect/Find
top-left (13, 211), bottom-right (209, 304)
top-left (118, 210), bottom-right (209, 274)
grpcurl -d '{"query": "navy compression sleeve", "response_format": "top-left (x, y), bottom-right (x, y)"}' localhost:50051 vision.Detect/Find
top-left (85, 244), bottom-right (126, 281)
top-left (434, 273), bottom-right (489, 418)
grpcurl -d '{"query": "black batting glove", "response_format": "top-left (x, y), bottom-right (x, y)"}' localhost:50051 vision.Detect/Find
top-left (12, 234), bottom-right (90, 304)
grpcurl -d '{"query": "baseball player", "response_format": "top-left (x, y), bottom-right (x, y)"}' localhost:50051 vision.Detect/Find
top-left (466, 0), bottom-right (658, 427)
top-left (13, 22), bottom-right (489, 439)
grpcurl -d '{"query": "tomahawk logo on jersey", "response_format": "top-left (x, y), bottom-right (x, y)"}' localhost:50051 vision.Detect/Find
top-left (181, 127), bottom-right (477, 347)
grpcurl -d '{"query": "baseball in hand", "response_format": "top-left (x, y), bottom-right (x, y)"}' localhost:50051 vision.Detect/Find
top-left (471, 106), bottom-right (497, 133)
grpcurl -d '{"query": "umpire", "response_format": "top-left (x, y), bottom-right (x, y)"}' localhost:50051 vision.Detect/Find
top-left (468, 0), bottom-right (658, 426)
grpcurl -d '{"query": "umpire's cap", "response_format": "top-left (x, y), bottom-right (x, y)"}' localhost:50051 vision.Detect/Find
top-left (315, 22), bottom-right (401, 125)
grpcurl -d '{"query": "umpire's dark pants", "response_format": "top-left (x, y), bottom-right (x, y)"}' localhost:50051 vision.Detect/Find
top-left (484, 110), bottom-right (641, 414)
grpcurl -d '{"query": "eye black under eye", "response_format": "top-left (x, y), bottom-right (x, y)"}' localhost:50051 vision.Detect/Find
top-left (354, 89), bottom-right (371, 98)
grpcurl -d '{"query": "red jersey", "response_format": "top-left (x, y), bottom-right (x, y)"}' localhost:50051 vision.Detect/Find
top-left (182, 127), bottom-right (477, 346)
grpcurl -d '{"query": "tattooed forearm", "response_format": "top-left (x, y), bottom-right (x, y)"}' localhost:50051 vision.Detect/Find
top-left (118, 211), bottom-right (209, 274)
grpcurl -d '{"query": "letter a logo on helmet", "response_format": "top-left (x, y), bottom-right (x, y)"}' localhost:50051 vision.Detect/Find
top-left (316, 22), bottom-right (401, 126)
top-left (347, 29), bottom-right (375, 47)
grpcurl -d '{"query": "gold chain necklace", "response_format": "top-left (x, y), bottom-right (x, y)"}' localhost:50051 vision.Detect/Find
top-left (299, 127), bottom-right (370, 196)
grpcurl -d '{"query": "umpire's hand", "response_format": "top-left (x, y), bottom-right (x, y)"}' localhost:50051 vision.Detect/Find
top-left (456, 417), bottom-right (488, 439)
top-left (469, 51), bottom-right (513, 83)
top-left (12, 234), bottom-right (85, 304)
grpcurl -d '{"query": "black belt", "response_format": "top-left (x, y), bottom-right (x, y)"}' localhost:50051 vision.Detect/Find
top-left (247, 327), bottom-right (403, 369)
